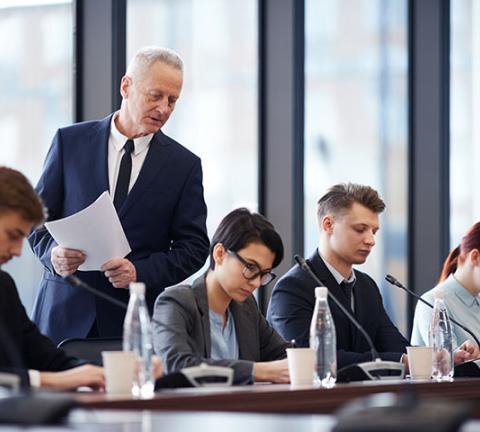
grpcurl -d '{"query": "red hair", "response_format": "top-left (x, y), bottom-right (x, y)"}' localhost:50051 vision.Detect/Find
top-left (439, 222), bottom-right (480, 282)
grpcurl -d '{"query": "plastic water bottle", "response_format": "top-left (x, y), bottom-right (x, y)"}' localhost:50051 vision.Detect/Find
top-left (123, 282), bottom-right (154, 397)
top-left (429, 297), bottom-right (453, 381)
top-left (309, 286), bottom-right (337, 388)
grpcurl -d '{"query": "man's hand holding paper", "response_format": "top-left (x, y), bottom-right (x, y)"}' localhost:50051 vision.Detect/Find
top-left (101, 258), bottom-right (137, 289)
top-left (51, 246), bottom-right (86, 277)
top-left (45, 191), bottom-right (131, 273)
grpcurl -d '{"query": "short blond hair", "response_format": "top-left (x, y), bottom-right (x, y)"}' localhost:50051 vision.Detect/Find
top-left (317, 183), bottom-right (385, 222)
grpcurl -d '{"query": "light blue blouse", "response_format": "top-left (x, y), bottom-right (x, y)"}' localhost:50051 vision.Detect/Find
top-left (209, 308), bottom-right (239, 360)
top-left (411, 274), bottom-right (480, 349)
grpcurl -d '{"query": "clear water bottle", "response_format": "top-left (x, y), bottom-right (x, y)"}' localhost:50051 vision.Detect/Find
top-left (123, 282), bottom-right (154, 397)
top-left (429, 297), bottom-right (453, 381)
top-left (309, 286), bottom-right (337, 388)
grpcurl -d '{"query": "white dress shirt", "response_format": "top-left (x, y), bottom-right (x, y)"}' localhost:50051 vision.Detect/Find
top-left (318, 249), bottom-right (356, 311)
top-left (108, 113), bottom-right (153, 197)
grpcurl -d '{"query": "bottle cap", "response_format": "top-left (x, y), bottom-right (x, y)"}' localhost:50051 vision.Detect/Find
top-left (315, 286), bottom-right (328, 298)
top-left (129, 282), bottom-right (146, 295)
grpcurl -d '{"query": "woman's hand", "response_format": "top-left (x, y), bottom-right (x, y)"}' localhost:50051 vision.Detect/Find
top-left (253, 359), bottom-right (290, 383)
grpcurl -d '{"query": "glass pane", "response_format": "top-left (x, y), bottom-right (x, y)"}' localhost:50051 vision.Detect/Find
top-left (0, 0), bottom-right (73, 310)
top-left (304, 0), bottom-right (408, 332)
top-left (450, 0), bottom-right (480, 246)
top-left (127, 0), bottom-right (258, 247)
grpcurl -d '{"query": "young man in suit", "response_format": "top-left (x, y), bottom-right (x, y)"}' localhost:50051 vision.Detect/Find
top-left (0, 166), bottom-right (104, 389)
top-left (29, 46), bottom-right (210, 345)
top-left (267, 183), bottom-right (478, 370)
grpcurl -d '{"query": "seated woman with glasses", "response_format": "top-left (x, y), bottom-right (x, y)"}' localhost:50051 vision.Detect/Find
top-left (152, 208), bottom-right (290, 385)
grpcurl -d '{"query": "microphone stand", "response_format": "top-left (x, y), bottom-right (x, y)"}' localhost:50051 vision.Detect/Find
top-left (65, 275), bottom-right (128, 311)
top-left (385, 274), bottom-right (480, 347)
top-left (385, 274), bottom-right (480, 378)
top-left (294, 255), bottom-right (405, 381)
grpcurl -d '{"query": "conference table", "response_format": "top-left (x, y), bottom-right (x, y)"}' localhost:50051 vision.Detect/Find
top-left (73, 377), bottom-right (480, 416)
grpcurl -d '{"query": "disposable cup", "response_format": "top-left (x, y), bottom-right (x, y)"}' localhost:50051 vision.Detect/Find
top-left (102, 350), bottom-right (136, 394)
top-left (286, 347), bottom-right (315, 386)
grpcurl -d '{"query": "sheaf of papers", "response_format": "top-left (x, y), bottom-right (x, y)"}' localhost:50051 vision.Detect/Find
top-left (44, 191), bottom-right (131, 271)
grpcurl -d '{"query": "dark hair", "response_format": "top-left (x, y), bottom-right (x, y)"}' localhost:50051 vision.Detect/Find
top-left (317, 183), bottom-right (385, 220)
top-left (209, 208), bottom-right (284, 270)
top-left (439, 221), bottom-right (480, 282)
top-left (0, 166), bottom-right (45, 226)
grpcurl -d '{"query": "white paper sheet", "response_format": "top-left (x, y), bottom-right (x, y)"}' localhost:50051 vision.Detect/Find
top-left (45, 191), bottom-right (131, 271)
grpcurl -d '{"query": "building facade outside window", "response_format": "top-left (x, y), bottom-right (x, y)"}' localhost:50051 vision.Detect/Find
top-left (304, 0), bottom-right (408, 332)
top-left (128, 0), bottom-right (259, 250)
top-left (0, 0), bottom-right (73, 310)
top-left (450, 0), bottom-right (480, 247)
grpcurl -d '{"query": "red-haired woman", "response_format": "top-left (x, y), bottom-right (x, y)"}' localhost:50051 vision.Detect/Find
top-left (411, 222), bottom-right (480, 350)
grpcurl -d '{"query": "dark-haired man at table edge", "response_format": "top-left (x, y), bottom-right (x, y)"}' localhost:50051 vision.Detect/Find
top-left (267, 183), bottom-right (479, 370)
top-left (0, 166), bottom-right (104, 389)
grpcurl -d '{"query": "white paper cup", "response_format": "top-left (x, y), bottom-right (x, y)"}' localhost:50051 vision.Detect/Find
top-left (287, 347), bottom-right (315, 386)
top-left (407, 346), bottom-right (433, 380)
top-left (102, 351), bottom-right (136, 394)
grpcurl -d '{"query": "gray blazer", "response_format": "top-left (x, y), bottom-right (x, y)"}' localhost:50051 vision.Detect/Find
top-left (152, 275), bottom-right (289, 384)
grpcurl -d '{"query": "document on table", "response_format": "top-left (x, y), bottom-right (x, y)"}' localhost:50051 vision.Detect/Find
top-left (44, 191), bottom-right (131, 271)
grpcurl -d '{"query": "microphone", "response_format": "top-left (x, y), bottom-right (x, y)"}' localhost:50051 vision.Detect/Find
top-left (294, 255), bottom-right (405, 382)
top-left (294, 255), bottom-right (378, 361)
top-left (65, 275), bottom-right (127, 310)
top-left (386, 274), bottom-right (480, 378)
top-left (385, 274), bottom-right (480, 347)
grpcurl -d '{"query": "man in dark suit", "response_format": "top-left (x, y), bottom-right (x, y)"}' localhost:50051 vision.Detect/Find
top-left (268, 183), bottom-right (479, 370)
top-left (267, 183), bottom-right (409, 369)
top-left (29, 46), bottom-right (209, 345)
top-left (0, 167), bottom-right (104, 389)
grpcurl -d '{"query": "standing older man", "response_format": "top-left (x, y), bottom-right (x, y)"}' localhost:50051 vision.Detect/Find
top-left (29, 46), bottom-right (209, 345)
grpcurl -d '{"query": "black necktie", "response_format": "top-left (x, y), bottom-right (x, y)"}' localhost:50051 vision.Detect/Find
top-left (113, 139), bottom-right (135, 210)
top-left (341, 280), bottom-right (355, 312)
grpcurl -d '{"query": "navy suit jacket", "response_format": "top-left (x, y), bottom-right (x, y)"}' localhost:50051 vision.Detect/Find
top-left (267, 251), bottom-right (408, 369)
top-left (28, 115), bottom-right (209, 345)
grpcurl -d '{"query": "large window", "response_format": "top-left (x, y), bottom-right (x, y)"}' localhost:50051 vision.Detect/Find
top-left (450, 0), bottom-right (480, 246)
top-left (304, 0), bottom-right (408, 332)
top-left (127, 0), bottom-right (259, 245)
top-left (0, 0), bottom-right (73, 310)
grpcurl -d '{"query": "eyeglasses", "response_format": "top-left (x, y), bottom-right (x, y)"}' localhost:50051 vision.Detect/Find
top-left (227, 250), bottom-right (276, 286)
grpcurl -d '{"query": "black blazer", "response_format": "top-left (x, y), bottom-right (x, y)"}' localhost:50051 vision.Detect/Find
top-left (267, 251), bottom-right (408, 369)
top-left (0, 271), bottom-right (80, 385)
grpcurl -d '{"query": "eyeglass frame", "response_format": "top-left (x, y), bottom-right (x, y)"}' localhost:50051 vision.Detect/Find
top-left (226, 249), bottom-right (276, 286)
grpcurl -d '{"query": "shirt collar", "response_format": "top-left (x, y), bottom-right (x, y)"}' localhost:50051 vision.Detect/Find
top-left (110, 112), bottom-right (153, 155)
top-left (449, 274), bottom-right (480, 308)
top-left (317, 248), bottom-right (356, 285)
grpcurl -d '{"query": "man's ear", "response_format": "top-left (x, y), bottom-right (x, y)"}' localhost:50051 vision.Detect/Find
top-left (212, 243), bottom-right (226, 266)
top-left (120, 75), bottom-right (131, 99)
top-left (322, 215), bottom-right (334, 234)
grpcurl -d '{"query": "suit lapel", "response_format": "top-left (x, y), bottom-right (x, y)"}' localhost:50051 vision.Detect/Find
top-left (118, 131), bottom-right (173, 217)
top-left (191, 276), bottom-right (212, 357)
top-left (87, 115), bottom-right (111, 197)
top-left (309, 251), bottom-right (356, 347)
top-left (230, 300), bottom-right (255, 360)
